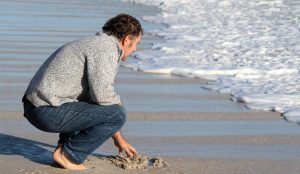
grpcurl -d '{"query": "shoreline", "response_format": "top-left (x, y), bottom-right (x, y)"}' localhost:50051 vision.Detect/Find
top-left (121, 0), bottom-right (300, 124)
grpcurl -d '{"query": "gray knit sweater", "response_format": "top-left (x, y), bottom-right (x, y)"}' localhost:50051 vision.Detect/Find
top-left (25, 33), bottom-right (123, 107)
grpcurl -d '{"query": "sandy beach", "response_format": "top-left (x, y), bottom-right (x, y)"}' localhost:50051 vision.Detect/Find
top-left (2, 68), bottom-right (300, 174)
top-left (1, 0), bottom-right (300, 174)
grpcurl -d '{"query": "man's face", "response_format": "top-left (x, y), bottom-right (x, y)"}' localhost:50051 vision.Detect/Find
top-left (120, 33), bottom-right (141, 61)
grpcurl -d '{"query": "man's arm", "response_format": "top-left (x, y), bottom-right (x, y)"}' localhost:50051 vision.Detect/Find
top-left (87, 49), bottom-right (121, 105)
top-left (112, 131), bottom-right (138, 157)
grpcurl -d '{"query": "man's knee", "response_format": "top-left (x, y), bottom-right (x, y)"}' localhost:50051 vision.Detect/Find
top-left (113, 105), bottom-right (127, 127)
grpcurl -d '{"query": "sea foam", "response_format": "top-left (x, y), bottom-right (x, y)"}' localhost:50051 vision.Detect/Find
top-left (123, 0), bottom-right (300, 123)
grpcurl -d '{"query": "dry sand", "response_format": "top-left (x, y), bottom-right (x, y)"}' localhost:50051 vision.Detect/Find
top-left (1, 147), bottom-right (300, 174)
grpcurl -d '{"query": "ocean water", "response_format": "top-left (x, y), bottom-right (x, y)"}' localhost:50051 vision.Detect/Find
top-left (122, 0), bottom-right (300, 123)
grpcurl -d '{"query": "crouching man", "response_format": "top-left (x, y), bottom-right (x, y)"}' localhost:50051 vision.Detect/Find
top-left (22, 14), bottom-right (142, 170)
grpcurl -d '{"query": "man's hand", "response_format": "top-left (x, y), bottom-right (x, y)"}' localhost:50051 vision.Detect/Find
top-left (112, 131), bottom-right (138, 157)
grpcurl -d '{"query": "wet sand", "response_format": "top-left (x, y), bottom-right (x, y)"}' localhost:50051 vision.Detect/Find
top-left (1, 0), bottom-right (300, 174)
top-left (1, 68), bottom-right (300, 174)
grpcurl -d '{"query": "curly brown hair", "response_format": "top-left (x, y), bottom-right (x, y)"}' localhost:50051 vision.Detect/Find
top-left (102, 14), bottom-right (143, 40)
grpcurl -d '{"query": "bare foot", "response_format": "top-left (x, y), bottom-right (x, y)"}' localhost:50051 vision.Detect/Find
top-left (52, 145), bottom-right (87, 170)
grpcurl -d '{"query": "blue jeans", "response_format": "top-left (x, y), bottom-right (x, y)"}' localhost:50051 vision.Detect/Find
top-left (22, 96), bottom-right (126, 164)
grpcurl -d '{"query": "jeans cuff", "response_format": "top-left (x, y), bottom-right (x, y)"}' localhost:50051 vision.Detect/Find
top-left (61, 144), bottom-right (84, 164)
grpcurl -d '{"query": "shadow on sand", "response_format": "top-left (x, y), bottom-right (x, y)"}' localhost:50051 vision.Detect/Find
top-left (0, 133), bottom-right (56, 165)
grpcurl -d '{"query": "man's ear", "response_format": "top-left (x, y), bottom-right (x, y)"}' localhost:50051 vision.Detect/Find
top-left (121, 35), bottom-right (132, 46)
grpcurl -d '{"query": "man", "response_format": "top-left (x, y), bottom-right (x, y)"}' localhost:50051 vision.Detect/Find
top-left (22, 14), bottom-right (142, 170)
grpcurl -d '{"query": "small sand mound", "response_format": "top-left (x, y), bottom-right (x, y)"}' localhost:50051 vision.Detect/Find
top-left (99, 155), bottom-right (166, 170)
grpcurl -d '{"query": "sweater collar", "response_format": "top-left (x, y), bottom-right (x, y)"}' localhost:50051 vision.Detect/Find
top-left (95, 32), bottom-right (124, 60)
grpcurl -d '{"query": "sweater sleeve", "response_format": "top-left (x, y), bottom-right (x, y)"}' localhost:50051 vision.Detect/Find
top-left (86, 50), bottom-right (121, 105)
